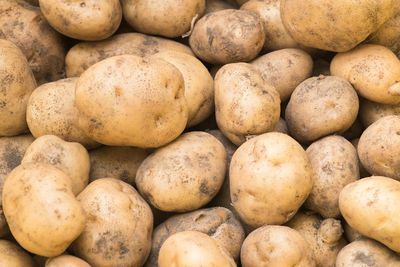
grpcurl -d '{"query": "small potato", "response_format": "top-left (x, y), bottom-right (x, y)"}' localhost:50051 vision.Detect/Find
top-left (71, 178), bottom-right (153, 267)
top-left (0, 240), bottom-right (36, 267)
top-left (39, 0), bottom-right (122, 41)
top-left (331, 44), bottom-right (400, 105)
top-left (158, 231), bottom-right (236, 267)
top-left (285, 76), bottom-right (359, 144)
top-left (26, 78), bottom-right (99, 149)
top-left (241, 225), bottom-right (316, 267)
top-left (46, 255), bottom-right (90, 267)
top-left (251, 48), bottom-right (313, 102)
top-left (230, 132), bottom-right (313, 228)
top-left (305, 136), bottom-right (359, 218)
top-left (136, 131), bottom-right (226, 212)
top-left (359, 98), bottom-right (400, 128)
top-left (339, 176), bottom-right (400, 252)
top-left (215, 63), bottom-right (280, 146)
top-left (75, 55), bottom-right (188, 148)
top-left (2, 163), bottom-right (86, 257)
top-left (189, 9), bottom-right (265, 64)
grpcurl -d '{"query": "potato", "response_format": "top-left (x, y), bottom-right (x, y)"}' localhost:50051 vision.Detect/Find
top-left (71, 178), bottom-right (153, 267)
top-left (343, 220), bottom-right (363, 242)
top-left (65, 32), bottom-right (194, 78)
top-left (251, 48), bottom-right (313, 102)
top-left (230, 132), bottom-right (313, 228)
top-left (368, 11), bottom-right (400, 57)
top-left (331, 44), bottom-right (400, 105)
top-left (26, 78), bottom-right (99, 149)
top-left (136, 131), bottom-right (226, 212)
top-left (286, 212), bottom-right (347, 267)
top-left (215, 63), bottom-right (280, 146)
top-left (274, 118), bottom-right (288, 134)
top-left (0, 39), bottom-right (36, 136)
top-left (0, 240), bottom-right (36, 267)
top-left (280, 0), bottom-right (395, 52)
top-left (121, 0), bottom-right (205, 38)
top-left (21, 135), bottom-right (90, 195)
top-left (339, 176), bottom-right (400, 252)
top-left (359, 98), bottom-right (400, 128)
top-left (39, 0), bottom-right (122, 41)
top-left (189, 9), bottom-right (265, 64)
top-left (2, 163), bottom-right (86, 257)
top-left (89, 146), bottom-right (148, 185)
top-left (75, 55), bottom-right (188, 148)
top-left (45, 255), bottom-right (90, 267)
top-left (152, 51), bottom-right (214, 127)
top-left (158, 231), bottom-right (236, 267)
top-left (304, 136), bottom-right (359, 218)
top-left (205, 0), bottom-right (237, 14)
top-left (350, 138), bottom-right (370, 178)
top-left (336, 238), bottom-right (400, 267)
top-left (241, 225), bottom-right (315, 267)
top-left (285, 75), bottom-right (359, 144)
top-left (0, 0), bottom-right (65, 85)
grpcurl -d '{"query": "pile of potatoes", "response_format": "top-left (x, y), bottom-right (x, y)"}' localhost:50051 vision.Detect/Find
top-left (2, 0), bottom-right (400, 266)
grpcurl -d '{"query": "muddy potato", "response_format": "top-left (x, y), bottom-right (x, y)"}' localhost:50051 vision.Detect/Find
top-left (215, 63), bottom-right (280, 146)
top-left (136, 131), bottom-right (226, 212)
top-left (71, 178), bottom-right (153, 267)
top-left (205, 0), bottom-right (237, 14)
top-left (251, 48), bottom-right (313, 102)
top-left (65, 32), bottom-right (194, 77)
top-left (75, 55), bottom-right (188, 148)
top-left (359, 98), bottom-right (400, 128)
top-left (368, 11), bottom-right (400, 57)
top-left (285, 76), bottom-right (359, 144)
top-left (45, 255), bottom-right (90, 267)
top-left (343, 220), bottom-right (363, 242)
top-left (0, 0), bottom-right (65, 85)
top-left (0, 240), bottom-right (36, 267)
top-left (2, 163), bottom-right (86, 257)
top-left (230, 132), bottom-right (313, 228)
top-left (241, 225), bottom-right (315, 267)
top-left (189, 9), bottom-right (265, 64)
top-left (26, 78), bottom-right (99, 149)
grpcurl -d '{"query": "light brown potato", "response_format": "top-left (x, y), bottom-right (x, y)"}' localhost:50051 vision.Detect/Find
top-left (0, 0), bottom-right (65, 85)
top-left (0, 39), bottom-right (36, 136)
top-left (21, 135), bottom-right (90, 195)
top-left (136, 131), bottom-right (226, 212)
top-left (368, 11), bottom-right (400, 57)
top-left (189, 9), bottom-right (265, 64)
top-left (286, 212), bottom-right (347, 267)
top-left (152, 51), bottom-right (214, 127)
top-left (343, 220), bottom-right (364, 242)
top-left (331, 44), bottom-right (400, 104)
top-left (241, 225), bottom-right (316, 267)
top-left (230, 132), bottom-right (313, 228)
top-left (336, 238), bottom-right (400, 267)
top-left (285, 76), bottom-right (359, 144)
top-left (75, 55), bottom-right (188, 148)
top-left (122, 0), bottom-right (205, 38)
top-left (251, 48), bottom-right (313, 102)
top-left (339, 176), bottom-right (400, 252)
top-left (145, 207), bottom-right (244, 266)
top-left (305, 136), bottom-right (359, 218)
top-left (359, 98), bottom-right (400, 128)
top-left (39, 0), bottom-right (122, 41)
top-left (215, 63), bottom-right (280, 146)
top-left (46, 255), bottom-right (90, 267)
top-left (26, 78), bottom-right (99, 149)
top-left (0, 240), bottom-right (36, 267)
top-left (205, 0), bottom-right (237, 14)
top-left (280, 0), bottom-right (395, 52)
top-left (158, 231), bottom-right (236, 267)
top-left (2, 163), bottom-right (86, 257)
top-left (71, 178), bottom-right (153, 267)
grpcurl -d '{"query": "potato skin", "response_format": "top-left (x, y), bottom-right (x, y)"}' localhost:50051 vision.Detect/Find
top-left (0, 240), bottom-right (36, 267)
top-left (71, 178), bottom-right (153, 267)
top-left (45, 255), bottom-right (90, 267)
top-left (189, 9), bottom-right (265, 64)
top-left (368, 11), bottom-right (400, 57)
top-left (359, 98), bottom-right (400, 128)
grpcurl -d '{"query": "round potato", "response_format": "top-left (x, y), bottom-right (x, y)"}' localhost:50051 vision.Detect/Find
top-left (158, 231), bottom-right (236, 267)
top-left (136, 131), bottom-right (226, 212)
top-left (2, 163), bottom-right (86, 257)
top-left (189, 9), bottom-right (265, 64)
top-left (75, 55), bottom-right (188, 148)
top-left (241, 225), bottom-right (315, 267)
top-left (359, 98), bottom-right (400, 128)
top-left (285, 75), bottom-right (359, 144)
top-left (215, 63), bottom-right (280, 146)
top-left (0, 240), bottom-right (36, 267)
top-left (230, 132), bottom-right (313, 228)
top-left (45, 255), bottom-right (90, 267)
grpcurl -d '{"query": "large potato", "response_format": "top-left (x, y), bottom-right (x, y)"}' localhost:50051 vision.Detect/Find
top-left (46, 255), bottom-right (90, 267)
top-left (230, 132), bottom-right (313, 228)
top-left (0, 240), bottom-right (36, 267)
top-left (136, 131), bottom-right (226, 212)
top-left (71, 178), bottom-right (153, 267)
top-left (2, 163), bottom-right (86, 257)
top-left (75, 55), bottom-right (188, 148)
top-left (359, 98), bottom-right (400, 128)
